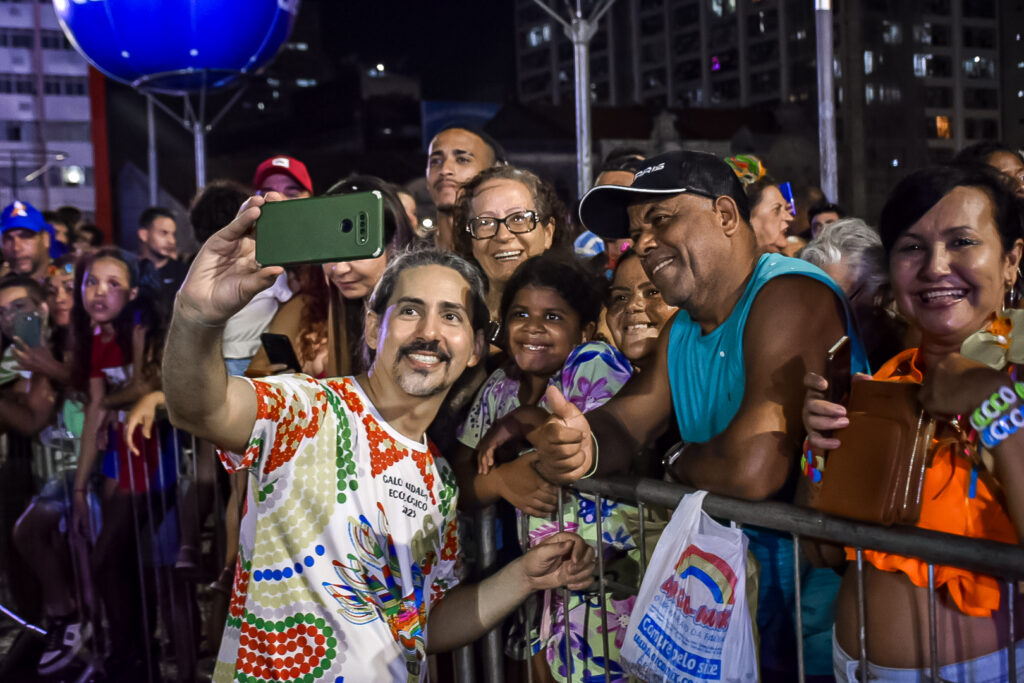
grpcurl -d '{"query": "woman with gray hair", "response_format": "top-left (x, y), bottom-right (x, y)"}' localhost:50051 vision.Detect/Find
top-left (801, 217), bottom-right (906, 368)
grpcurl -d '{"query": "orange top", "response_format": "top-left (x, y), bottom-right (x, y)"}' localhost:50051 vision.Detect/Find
top-left (844, 348), bottom-right (1020, 617)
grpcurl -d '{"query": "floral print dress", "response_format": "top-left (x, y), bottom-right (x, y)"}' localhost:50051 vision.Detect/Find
top-left (458, 341), bottom-right (638, 682)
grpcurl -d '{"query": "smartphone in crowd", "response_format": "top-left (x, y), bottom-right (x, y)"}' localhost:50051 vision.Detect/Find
top-left (11, 311), bottom-right (42, 348)
top-left (825, 335), bottom-right (851, 406)
top-left (260, 333), bottom-right (302, 373)
top-left (255, 191), bottom-right (384, 267)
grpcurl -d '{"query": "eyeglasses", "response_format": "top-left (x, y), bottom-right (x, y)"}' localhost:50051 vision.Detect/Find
top-left (466, 210), bottom-right (541, 240)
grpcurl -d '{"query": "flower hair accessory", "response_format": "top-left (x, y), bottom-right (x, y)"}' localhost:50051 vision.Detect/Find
top-left (960, 309), bottom-right (1024, 370)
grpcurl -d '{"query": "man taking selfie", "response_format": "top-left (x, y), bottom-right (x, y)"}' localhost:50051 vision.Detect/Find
top-left (162, 194), bottom-right (594, 682)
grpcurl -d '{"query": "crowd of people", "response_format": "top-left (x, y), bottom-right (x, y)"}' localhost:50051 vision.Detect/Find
top-left (0, 130), bottom-right (1022, 683)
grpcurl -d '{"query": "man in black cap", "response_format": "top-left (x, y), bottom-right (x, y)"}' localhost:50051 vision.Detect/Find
top-left (528, 150), bottom-right (870, 679)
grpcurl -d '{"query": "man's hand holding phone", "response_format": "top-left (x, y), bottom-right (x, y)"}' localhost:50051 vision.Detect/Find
top-left (175, 194), bottom-right (285, 327)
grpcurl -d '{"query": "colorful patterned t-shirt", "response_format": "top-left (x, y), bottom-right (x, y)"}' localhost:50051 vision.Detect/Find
top-left (214, 375), bottom-right (461, 683)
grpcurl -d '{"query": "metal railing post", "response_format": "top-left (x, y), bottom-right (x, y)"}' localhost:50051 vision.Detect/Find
top-left (478, 504), bottom-right (503, 683)
top-left (793, 534), bottom-right (805, 683)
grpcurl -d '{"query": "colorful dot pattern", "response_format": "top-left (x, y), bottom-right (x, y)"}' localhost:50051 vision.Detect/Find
top-left (213, 376), bottom-right (461, 683)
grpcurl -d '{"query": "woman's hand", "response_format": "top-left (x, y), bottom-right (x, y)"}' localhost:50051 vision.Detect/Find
top-left (802, 371), bottom-right (849, 451)
top-left (492, 452), bottom-right (560, 517)
top-left (301, 335), bottom-right (328, 378)
top-left (126, 391), bottom-right (165, 456)
top-left (10, 337), bottom-right (60, 377)
top-left (919, 352), bottom-right (1005, 420)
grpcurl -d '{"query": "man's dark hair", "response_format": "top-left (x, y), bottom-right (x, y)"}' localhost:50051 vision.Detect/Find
top-left (42, 210), bottom-right (63, 226)
top-left (0, 273), bottom-right (45, 305)
top-left (600, 146), bottom-right (646, 173)
top-left (808, 202), bottom-right (844, 222)
top-left (139, 206), bottom-right (175, 229)
top-left (74, 224), bottom-right (103, 247)
top-left (433, 125), bottom-right (507, 164)
top-left (953, 141), bottom-right (1024, 167)
top-left (189, 179), bottom-right (249, 244)
top-left (55, 206), bottom-right (82, 230)
top-left (367, 247), bottom-right (489, 335)
top-left (744, 175), bottom-right (780, 213)
top-left (879, 165), bottom-right (1024, 257)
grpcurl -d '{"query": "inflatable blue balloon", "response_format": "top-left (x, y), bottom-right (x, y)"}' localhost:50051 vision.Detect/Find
top-left (53, 0), bottom-right (300, 94)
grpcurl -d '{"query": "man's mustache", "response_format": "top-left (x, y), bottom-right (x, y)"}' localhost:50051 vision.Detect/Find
top-left (398, 340), bottom-right (452, 363)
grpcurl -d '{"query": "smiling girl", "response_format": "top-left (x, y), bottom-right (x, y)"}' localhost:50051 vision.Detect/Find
top-left (455, 253), bottom-right (635, 682)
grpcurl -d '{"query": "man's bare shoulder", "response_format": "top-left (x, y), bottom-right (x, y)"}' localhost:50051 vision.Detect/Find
top-left (744, 274), bottom-right (846, 357)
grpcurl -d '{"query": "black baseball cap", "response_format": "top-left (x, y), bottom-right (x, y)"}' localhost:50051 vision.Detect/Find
top-left (578, 150), bottom-right (750, 239)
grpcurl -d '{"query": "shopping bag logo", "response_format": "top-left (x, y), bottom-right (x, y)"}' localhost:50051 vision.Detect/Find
top-left (658, 546), bottom-right (738, 630)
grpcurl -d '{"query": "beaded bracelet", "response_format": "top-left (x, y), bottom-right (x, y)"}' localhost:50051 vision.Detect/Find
top-left (980, 405), bottom-right (1024, 448)
top-left (969, 381), bottom-right (1024, 432)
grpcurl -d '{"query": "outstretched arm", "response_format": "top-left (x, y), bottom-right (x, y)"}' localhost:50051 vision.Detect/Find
top-left (163, 196), bottom-right (284, 453)
top-left (669, 277), bottom-right (847, 500)
top-left (425, 532), bottom-right (594, 653)
top-left (528, 321), bottom-right (675, 484)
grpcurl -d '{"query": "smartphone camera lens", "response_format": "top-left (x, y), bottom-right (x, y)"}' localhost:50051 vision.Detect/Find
top-left (357, 212), bottom-right (369, 244)
top-left (341, 218), bottom-right (353, 233)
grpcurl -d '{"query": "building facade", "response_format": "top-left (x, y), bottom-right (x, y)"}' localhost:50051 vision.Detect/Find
top-left (0, 0), bottom-right (94, 213)
top-left (515, 0), bottom-right (1013, 217)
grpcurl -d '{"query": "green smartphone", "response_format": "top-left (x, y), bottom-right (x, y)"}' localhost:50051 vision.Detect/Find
top-left (255, 191), bottom-right (385, 266)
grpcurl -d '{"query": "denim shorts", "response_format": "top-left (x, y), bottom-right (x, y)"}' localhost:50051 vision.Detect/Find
top-left (833, 629), bottom-right (1024, 682)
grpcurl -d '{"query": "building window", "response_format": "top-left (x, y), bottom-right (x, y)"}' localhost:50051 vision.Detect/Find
top-left (962, 0), bottom-right (995, 18)
top-left (962, 26), bottom-right (996, 49)
top-left (913, 22), bottom-right (951, 46)
top-left (711, 0), bottom-right (737, 18)
top-left (922, 0), bottom-right (951, 14)
top-left (964, 87), bottom-right (997, 109)
top-left (881, 21), bottom-right (903, 44)
top-left (963, 56), bottom-right (995, 79)
top-left (673, 58), bottom-right (701, 81)
top-left (864, 50), bottom-right (875, 74)
top-left (914, 54), bottom-right (952, 77)
top-left (964, 117), bottom-right (998, 139)
top-left (750, 70), bottom-right (779, 96)
top-left (747, 9), bottom-right (778, 36)
top-left (673, 3), bottom-right (699, 27)
top-left (925, 86), bottom-right (952, 107)
top-left (526, 24), bottom-right (552, 48)
top-left (926, 115), bottom-right (953, 139)
top-left (711, 78), bottom-right (739, 103)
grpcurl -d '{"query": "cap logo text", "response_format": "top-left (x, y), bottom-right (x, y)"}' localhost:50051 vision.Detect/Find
top-left (634, 162), bottom-right (665, 179)
top-left (272, 158), bottom-right (290, 168)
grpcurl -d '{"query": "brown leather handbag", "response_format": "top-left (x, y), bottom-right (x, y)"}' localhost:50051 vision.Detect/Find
top-left (814, 379), bottom-right (936, 526)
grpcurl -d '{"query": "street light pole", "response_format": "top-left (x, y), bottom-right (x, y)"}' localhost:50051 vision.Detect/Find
top-left (815, 0), bottom-right (838, 202)
top-left (533, 0), bottom-right (616, 197)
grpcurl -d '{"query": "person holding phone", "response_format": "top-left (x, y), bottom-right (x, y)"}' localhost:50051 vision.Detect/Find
top-left (803, 165), bottom-right (1024, 681)
top-left (163, 199), bottom-right (596, 682)
top-left (0, 274), bottom-right (60, 653)
top-left (244, 174), bottom-right (416, 379)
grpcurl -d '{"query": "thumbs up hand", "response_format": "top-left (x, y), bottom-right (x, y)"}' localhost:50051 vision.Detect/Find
top-left (528, 385), bottom-right (595, 485)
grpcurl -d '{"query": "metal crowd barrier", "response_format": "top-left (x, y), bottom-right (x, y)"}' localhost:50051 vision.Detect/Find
top-left (0, 420), bottom-right (216, 683)
top-left (6, 424), bottom-right (1024, 682)
top-left (465, 475), bottom-right (1024, 683)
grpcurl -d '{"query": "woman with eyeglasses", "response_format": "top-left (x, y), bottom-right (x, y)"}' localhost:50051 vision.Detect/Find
top-left (452, 166), bottom-right (575, 327)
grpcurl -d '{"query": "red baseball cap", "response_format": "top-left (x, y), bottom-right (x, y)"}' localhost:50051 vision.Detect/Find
top-left (252, 156), bottom-right (313, 194)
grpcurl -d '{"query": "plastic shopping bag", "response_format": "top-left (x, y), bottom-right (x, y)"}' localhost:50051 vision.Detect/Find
top-left (620, 491), bottom-right (757, 682)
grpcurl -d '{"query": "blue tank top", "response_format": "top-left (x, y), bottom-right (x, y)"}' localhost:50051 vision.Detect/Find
top-left (667, 252), bottom-right (869, 443)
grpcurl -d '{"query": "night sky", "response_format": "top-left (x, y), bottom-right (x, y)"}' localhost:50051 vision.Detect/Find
top-left (316, 0), bottom-right (517, 101)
